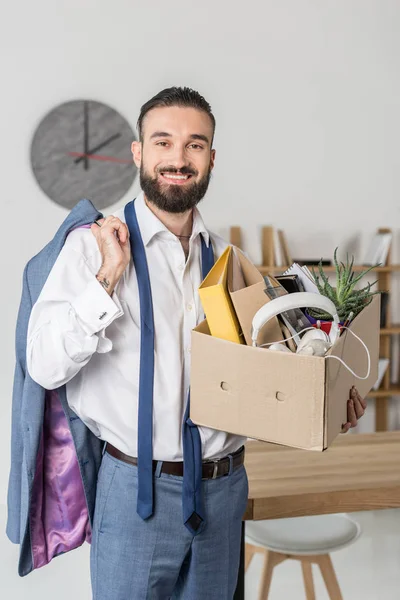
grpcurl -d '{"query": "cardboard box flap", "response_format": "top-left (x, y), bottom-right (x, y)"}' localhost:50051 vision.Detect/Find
top-left (230, 247), bottom-right (247, 292)
top-left (228, 248), bottom-right (284, 346)
top-left (324, 295), bottom-right (380, 447)
top-left (233, 248), bottom-right (264, 287)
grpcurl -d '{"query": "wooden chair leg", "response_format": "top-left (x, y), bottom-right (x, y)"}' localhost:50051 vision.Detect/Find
top-left (317, 555), bottom-right (343, 600)
top-left (257, 550), bottom-right (278, 600)
top-left (301, 560), bottom-right (316, 600)
top-left (245, 543), bottom-right (256, 572)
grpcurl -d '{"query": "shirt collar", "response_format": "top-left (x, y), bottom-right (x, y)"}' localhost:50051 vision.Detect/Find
top-left (134, 191), bottom-right (210, 248)
top-left (191, 206), bottom-right (210, 247)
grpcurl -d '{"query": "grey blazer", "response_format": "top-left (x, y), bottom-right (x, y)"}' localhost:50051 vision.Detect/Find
top-left (7, 199), bottom-right (103, 576)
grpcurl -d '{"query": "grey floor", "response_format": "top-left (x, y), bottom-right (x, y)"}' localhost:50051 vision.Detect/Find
top-left (2, 504), bottom-right (400, 599)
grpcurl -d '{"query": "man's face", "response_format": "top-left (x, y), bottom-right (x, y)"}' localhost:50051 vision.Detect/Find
top-left (131, 106), bottom-right (215, 213)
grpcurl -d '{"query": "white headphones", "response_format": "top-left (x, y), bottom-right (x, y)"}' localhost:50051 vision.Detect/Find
top-left (251, 292), bottom-right (340, 349)
top-left (251, 292), bottom-right (371, 380)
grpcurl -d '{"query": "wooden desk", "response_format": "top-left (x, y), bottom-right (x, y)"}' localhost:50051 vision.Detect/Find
top-left (234, 431), bottom-right (400, 599)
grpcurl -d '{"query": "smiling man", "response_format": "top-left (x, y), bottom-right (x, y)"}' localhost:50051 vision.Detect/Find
top-left (25, 87), bottom-right (366, 599)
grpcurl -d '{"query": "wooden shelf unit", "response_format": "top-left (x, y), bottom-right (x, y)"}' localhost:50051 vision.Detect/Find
top-left (367, 385), bottom-right (400, 399)
top-left (258, 265), bottom-right (400, 274)
top-left (230, 226), bottom-right (399, 432)
top-left (381, 325), bottom-right (400, 335)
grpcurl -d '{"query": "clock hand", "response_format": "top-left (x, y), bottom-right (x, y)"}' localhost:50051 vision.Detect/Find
top-left (83, 101), bottom-right (89, 171)
top-left (74, 133), bottom-right (121, 164)
top-left (68, 152), bottom-right (132, 164)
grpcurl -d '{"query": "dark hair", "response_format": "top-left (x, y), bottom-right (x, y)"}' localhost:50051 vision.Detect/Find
top-left (137, 86), bottom-right (215, 142)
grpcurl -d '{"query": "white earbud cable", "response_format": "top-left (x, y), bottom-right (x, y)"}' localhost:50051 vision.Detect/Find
top-left (325, 327), bottom-right (370, 380)
top-left (259, 326), bottom-right (370, 381)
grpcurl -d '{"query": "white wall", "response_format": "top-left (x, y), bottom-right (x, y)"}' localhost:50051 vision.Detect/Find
top-left (2, 0), bottom-right (400, 508)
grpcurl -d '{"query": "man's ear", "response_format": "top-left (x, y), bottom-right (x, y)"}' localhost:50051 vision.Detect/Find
top-left (210, 148), bottom-right (216, 171)
top-left (131, 141), bottom-right (142, 169)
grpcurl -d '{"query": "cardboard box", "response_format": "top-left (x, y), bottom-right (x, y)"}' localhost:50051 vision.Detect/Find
top-left (190, 295), bottom-right (380, 451)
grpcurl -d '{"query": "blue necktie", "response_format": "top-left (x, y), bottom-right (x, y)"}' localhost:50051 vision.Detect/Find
top-left (182, 237), bottom-right (215, 534)
top-left (125, 201), bottom-right (155, 520)
top-left (124, 200), bottom-right (214, 531)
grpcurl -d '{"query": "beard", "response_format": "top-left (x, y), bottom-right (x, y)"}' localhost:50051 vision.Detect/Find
top-left (140, 163), bottom-right (212, 214)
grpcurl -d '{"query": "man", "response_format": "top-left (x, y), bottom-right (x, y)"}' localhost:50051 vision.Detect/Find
top-left (26, 87), bottom-right (366, 599)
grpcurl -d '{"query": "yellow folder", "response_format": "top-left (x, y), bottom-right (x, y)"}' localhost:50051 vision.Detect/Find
top-left (199, 246), bottom-right (243, 344)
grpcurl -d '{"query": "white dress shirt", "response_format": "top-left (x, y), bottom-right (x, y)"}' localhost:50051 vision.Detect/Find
top-left (27, 192), bottom-right (246, 461)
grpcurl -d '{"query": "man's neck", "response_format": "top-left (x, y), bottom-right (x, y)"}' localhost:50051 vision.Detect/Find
top-left (144, 195), bottom-right (194, 238)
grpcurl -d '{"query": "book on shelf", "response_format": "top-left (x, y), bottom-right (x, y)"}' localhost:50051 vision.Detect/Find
top-left (363, 232), bottom-right (392, 266)
top-left (380, 292), bottom-right (389, 328)
top-left (373, 358), bottom-right (390, 391)
top-left (273, 228), bottom-right (284, 266)
top-left (278, 230), bottom-right (292, 266)
top-left (262, 226), bottom-right (275, 266)
top-left (229, 226), bottom-right (242, 249)
top-left (262, 226), bottom-right (291, 266)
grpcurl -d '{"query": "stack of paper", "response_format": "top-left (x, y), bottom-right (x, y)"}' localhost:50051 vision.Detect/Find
top-left (282, 263), bottom-right (320, 294)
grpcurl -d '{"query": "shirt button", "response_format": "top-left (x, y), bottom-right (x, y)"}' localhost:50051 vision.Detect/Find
top-left (178, 264), bottom-right (184, 271)
top-left (187, 304), bottom-right (193, 311)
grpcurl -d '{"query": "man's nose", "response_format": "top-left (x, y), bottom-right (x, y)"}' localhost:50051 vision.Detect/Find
top-left (168, 145), bottom-right (189, 169)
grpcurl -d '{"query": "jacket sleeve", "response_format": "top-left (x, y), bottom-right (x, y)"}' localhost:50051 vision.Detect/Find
top-left (26, 245), bottom-right (124, 390)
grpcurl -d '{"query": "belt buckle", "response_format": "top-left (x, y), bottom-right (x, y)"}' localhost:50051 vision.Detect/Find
top-left (212, 462), bottom-right (219, 479)
top-left (211, 458), bottom-right (222, 479)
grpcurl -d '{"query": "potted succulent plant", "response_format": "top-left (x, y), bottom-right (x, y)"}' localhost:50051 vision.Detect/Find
top-left (306, 248), bottom-right (381, 326)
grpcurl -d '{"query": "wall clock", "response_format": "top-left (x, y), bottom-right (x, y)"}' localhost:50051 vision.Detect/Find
top-left (30, 99), bottom-right (137, 210)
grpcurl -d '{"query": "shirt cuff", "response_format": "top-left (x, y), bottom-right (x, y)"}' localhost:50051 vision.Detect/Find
top-left (71, 279), bottom-right (124, 336)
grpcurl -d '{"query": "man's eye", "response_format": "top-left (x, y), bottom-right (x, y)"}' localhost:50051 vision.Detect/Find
top-left (189, 144), bottom-right (203, 150)
top-left (156, 141), bottom-right (168, 147)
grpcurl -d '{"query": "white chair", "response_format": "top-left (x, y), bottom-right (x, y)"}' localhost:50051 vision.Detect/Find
top-left (245, 514), bottom-right (361, 600)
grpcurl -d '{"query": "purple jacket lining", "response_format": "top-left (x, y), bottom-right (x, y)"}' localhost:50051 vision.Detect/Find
top-left (30, 389), bottom-right (91, 569)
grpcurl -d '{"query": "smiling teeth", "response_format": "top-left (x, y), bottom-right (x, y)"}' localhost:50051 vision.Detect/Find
top-left (163, 174), bottom-right (189, 180)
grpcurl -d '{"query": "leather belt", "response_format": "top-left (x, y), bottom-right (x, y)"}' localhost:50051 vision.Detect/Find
top-left (105, 443), bottom-right (245, 480)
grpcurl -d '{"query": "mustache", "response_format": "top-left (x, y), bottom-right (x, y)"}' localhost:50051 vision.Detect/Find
top-left (156, 166), bottom-right (198, 176)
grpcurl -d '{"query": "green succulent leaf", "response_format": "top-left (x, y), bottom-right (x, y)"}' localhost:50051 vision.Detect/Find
top-left (309, 250), bottom-right (383, 321)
